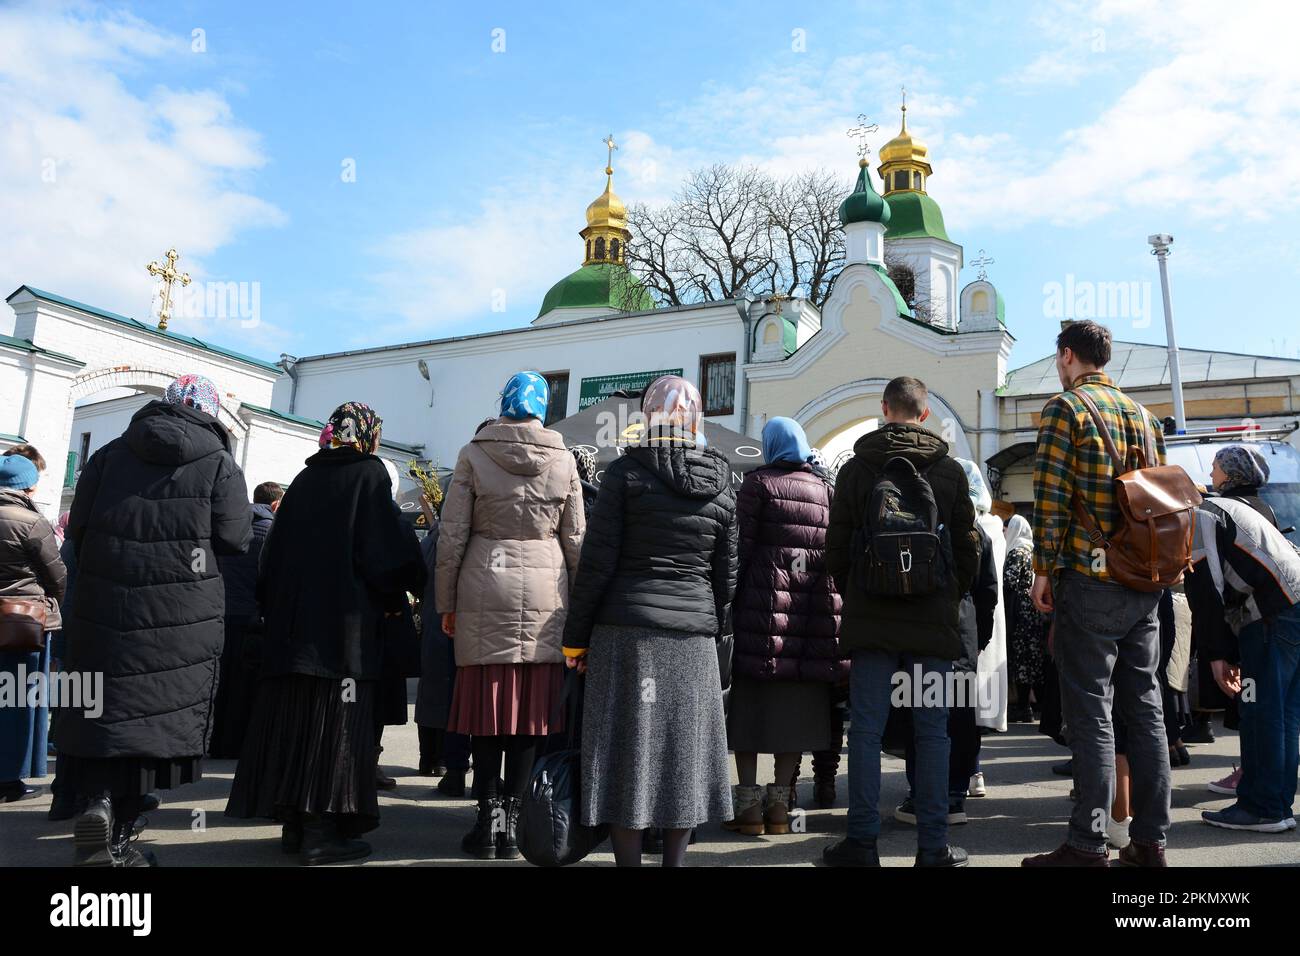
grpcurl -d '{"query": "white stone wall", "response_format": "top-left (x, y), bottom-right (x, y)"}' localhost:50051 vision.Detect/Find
top-left (283, 305), bottom-right (746, 469)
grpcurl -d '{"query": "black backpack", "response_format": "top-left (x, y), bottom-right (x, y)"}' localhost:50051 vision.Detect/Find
top-left (852, 456), bottom-right (951, 597)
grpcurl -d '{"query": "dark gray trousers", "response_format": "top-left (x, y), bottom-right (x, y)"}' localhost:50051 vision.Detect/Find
top-left (1054, 570), bottom-right (1170, 851)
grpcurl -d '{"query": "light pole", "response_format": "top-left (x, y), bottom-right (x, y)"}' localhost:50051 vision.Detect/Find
top-left (1148, 233), bottom-right (1186, 434)
top-left (417, 359), bottom-right (434, 407)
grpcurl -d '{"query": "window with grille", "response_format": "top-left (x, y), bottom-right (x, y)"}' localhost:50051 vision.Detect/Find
top-left (543, 372), bottom-right (570, 426)
top-left (699, 353), bottom-right (736, 417)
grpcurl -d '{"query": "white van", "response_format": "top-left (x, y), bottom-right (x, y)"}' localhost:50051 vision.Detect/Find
top-left (1163, 423), bottom-right (1300, 541)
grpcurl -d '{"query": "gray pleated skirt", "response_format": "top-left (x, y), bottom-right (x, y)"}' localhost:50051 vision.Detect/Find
top-left (581, 624), bottom-right (733, 830)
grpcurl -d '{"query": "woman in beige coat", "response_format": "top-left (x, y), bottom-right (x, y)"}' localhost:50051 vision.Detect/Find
top-left (435, 371), bottom-right (585, 860)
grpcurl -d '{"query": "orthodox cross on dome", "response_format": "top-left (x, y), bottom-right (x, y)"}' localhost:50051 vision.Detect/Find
top-left (769, 290), bottom-right (790, 315)
top-left (972, 248), bottom-right (995, 281)
top-left (846, 114), bottom-right (879, 166)
top-left (602, 133), bottom-right (617, 175)
top-left (146, 247), bottom-right (191, 331)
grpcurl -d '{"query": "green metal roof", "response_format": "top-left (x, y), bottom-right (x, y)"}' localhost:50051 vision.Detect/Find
top-left (537, 264), bottom-right (654, 318)
top-left (838, 164), bottom-right (891, 226)
top-left (0, 432), bottom-right (26, 444)
top-left (6, 286), bottom-right (282, 374)
top-left (0, 330), bottom-right (83, 365)
top-left (239, 402), bottom-right (425, 456)
top-left (883, 192), bottom-right (951, 242)
top-left (869, 264), bottom-right (915, 319)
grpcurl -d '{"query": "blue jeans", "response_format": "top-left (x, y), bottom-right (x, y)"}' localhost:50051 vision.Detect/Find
top-left (1236, 603), bottom-right (1300, 821)
top-left (847, 649), bottom-right (951, 851)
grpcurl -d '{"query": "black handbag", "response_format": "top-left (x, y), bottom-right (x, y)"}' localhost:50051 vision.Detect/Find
top-left (519, 671), bottom-right (608, 867)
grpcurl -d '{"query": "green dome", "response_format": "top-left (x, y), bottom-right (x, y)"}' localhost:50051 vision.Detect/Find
top-left (838, 164), bottom-right (891, 226)
top-left (883, 190), bottom-right (950, 241)
top-left (537, 263), bottom-right (654, 318)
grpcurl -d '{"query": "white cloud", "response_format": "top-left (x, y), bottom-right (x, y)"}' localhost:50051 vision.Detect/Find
top-left (0, 2), bottom-right (286, 350)
top-left (943, 0), bottom-right (1300, 230)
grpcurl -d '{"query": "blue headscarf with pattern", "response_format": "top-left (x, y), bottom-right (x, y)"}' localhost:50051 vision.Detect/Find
top-left (499, 371), bottom-right (549, 421)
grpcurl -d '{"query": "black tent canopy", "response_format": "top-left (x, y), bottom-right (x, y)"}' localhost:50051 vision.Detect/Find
top-left (549, 390), bottom-right (765, 489)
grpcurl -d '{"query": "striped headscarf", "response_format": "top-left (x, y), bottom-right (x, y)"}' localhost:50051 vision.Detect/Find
top-left (320, 401), bottom-right (383, 454)
top-left (499, 371), bottom-right (549, 421)
top-left (164, 374), bottom-right (221, 417)
top-left (641, 374), bottom-right (702, 437)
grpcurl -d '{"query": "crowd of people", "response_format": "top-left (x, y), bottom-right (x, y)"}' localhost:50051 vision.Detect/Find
top-left (1, 318), bottom-right (1297, 868)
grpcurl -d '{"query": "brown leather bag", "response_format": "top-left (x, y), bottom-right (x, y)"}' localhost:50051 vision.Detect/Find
top-left (0, 598), bottom-right (49, 653)
top-left (1069, 389), bottom-right (1202, 592)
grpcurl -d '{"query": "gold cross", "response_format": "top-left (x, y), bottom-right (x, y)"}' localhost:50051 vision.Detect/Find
top-left (146, 247), bottom-right (191, 331)
top-left (602, 133), bottom-right (617, 175)
top-left (846, 113), bottom-right (879, 165)
top-left (770, 291), bottom-right (790, 315)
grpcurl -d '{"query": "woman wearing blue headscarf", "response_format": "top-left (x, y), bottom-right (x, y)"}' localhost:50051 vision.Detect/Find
top-left (725, 417), bottom-right (844, 835)
top-left (435, 371), bottom-right (585, 859)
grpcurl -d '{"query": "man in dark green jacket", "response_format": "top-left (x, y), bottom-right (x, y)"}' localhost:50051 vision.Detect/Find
top-left (821, 376), bottom-right (980, 868)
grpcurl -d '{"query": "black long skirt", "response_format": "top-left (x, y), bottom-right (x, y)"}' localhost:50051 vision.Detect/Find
top-left (225, 674), bottom-right (380, 833)
top-left (57, 753), bottom-right (202, 799)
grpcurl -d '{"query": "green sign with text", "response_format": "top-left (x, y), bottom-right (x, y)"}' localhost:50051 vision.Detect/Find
top-left (578, 368), bottom-right (683, 410)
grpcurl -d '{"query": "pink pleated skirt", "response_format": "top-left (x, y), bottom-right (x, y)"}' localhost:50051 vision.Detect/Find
top-left (447, 662), bottom-right (566, 736)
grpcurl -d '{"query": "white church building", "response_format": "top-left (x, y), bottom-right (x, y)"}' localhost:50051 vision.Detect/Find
top-left (1, 105), bottom-right (1021, 520)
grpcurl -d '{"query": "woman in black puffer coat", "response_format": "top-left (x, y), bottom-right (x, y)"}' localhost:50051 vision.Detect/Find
top-left (726, 417), bottom-right (843, 836)
top-left (562, 376), bottom-right (737, 867)
top-left (59, 376), bottom-right (251, 866)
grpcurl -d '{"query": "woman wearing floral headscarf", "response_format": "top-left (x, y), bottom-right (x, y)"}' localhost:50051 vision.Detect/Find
top-left (435, 371), bottom-right (585, 860)
top-left (564, 374), bottom-right (737, 866)
top-left (227, 401), bottom-right (425, 866)
top-left (58, 374), bottom-right (251, 866)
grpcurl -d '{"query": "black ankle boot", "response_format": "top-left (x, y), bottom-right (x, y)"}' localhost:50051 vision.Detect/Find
top-left (109, 816), bottom-right (156, 867)
top-left (73, 795), bottom-right (114, 867)
top-left (299, 814), bottom-right (371, 866)
top-left (497, 797), bottom-right (521, 860)
top-left (281, 821), bottom-right (303, 854)
top-left (436, 769), bottom-right (467, 797)
top-left (462, 798), bottom-right (501, 860)
top-left (48, 788), bottom-right (86, 821)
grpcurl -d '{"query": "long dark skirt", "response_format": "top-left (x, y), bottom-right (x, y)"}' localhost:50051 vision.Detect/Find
top-left (57, 753), bottom-right (201, 798)
top-left (225, 674), bottom-right (380, 833)
top-left (209, 621), bottom-right (259, 759)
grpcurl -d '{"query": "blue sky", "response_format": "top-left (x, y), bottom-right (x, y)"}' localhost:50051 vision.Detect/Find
top-left (2, 0), bottom-right (1298, 371)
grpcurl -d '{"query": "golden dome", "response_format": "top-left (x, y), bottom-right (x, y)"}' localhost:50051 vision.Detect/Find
top-left (878, 105), bottom-right (929, 167)
top-left (585, 168), bottom-right (627, 230)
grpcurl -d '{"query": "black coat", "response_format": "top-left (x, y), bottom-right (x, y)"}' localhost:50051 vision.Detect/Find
top-left (955, 524), bottom-right (998, 673)
top-left (58, 400), bottom-right (251, 760)
top-left (826, 423), bottom-right (980, 660)
top-left (415, 521), bottom-right (455, 728)
top-left (217, 502), bottom-right (275, 625)
top-left (256, 447), bottom-right (425, 682)
top-left (563, 442), bottom-right (738, 649)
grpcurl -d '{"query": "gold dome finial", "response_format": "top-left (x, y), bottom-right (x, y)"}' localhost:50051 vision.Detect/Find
top-left (581, 133), bottom-right (631, 266)
top-left (877, 87), bottom-right (932, 196)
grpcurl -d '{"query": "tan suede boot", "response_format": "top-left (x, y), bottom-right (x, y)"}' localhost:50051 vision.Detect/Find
top-left (722, 784), bottom-right (765, 836)
top-left (764, 783), bottom-right (791, 835)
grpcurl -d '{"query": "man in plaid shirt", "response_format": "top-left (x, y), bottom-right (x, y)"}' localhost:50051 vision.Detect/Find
top-left (1021, 320), bottom-right (1172, 868)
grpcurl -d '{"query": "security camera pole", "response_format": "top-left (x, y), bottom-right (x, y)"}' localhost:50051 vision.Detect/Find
top-left (1148, 233), bottom-right (1186, 434)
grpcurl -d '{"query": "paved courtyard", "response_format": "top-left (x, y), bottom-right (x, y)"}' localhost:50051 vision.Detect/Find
top-left (3, 709), bottom-right (1294, 867)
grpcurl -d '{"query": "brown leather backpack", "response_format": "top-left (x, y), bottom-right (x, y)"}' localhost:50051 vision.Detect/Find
top-left (1069, 388), bottom-right (1202, 592)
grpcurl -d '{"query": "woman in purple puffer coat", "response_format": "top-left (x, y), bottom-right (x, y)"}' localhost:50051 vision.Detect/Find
top-left (725, 417), bottom-right (844, 837)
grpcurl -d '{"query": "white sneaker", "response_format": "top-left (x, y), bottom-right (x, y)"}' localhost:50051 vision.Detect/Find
top-left (968, 772), bottom-right (986, 798)
top-left (1106, 815), bottom-right (1132, 849)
